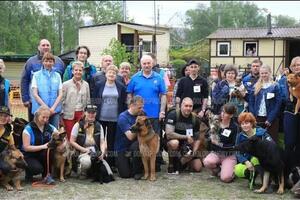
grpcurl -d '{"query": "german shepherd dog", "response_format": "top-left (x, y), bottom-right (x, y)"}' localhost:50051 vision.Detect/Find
top-left (12, 118), bottom-right (28, 149)
top-left (235, 136), bottom-right (285, 194)
top-left (287, 73), bottom-right (300, 114)
top-left (48, 131), bottom-right (74, 182)
top-left (0, 147), bottom-right (27, 191)
top-left (130, 116), bottom-right (160, 181)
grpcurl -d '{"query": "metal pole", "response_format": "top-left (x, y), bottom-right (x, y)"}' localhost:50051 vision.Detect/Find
top-left (153, 0), bottom-right (157, 56)
top-left (123, 0), bottom-right (126, 22)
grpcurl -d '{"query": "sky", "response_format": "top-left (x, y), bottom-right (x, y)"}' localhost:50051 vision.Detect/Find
top-left (125, 1), bottom-right (300, 27)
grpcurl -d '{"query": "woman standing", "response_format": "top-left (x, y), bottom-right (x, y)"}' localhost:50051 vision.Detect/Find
top-left (118, 62), bottom-right (131, 86)
top-left (203, 103), bottom-right (239, 183)
top-left (22, 106), bottom-right (57, 184)
top-left (212, 64), bottom-right (246, 115)
top-left (62, 61), bottom-right (90, 140)
top-left (93, 65), bottom-right (127, 168)
top-left (31, 52), bottom-right (62, 129)
top-left (63, 46), bottom-right (97, 85)
top-left (249, 64), bottom-right (281, 143)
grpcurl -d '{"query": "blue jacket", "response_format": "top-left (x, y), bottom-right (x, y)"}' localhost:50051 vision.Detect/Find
top-left (249, 83), bottom-right (282, 123)
top-left (212, 80), bottom-right (230, 114)
top-left (63, 61), bottom-right (97, 84)
top-left (0, 77), bottom-right (10, 107)
top-left (31, 67), bottom-right (62, 114)
top-left (20, 54), bottom-right (65, 103)
top-left (235, 127), bottom-right (273, 163)
top-left (276, 75), bottom-right (288, 103)
top-left (242, 73), bottom-right (258, 105)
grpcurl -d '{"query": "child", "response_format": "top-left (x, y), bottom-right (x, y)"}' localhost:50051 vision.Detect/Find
top-left (0, 59), bottom-right (10, 107)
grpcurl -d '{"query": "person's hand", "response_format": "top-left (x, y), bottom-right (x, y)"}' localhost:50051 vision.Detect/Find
top-left (265, 121), bottom-right (271, 127)
top-left (245, 161), bottom-right (254, 171)
top-left (43, 143), bottom-right (49, 150)
top-left (83, 147), bottom-right (91, 154)
top-left (23, 101), bottom-right (30, 107)
top-left (211, 137), bottom-right (219, 145)
top-left (98, 153), bottom-right (104, 161)
top-left (159, 111), bottom-right (165, 121)
top-left (197, 110), bottom-right (205, 118)
top-left (49, 108), bottom-right (55, 116)
top-left (187, 136), bottom-right (194, 144)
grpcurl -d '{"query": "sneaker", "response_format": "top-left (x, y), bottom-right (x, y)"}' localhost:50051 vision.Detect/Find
top-left (134, 173), bottom-right (143, 180)
top-left (43, 175), bottom-right (55, 185)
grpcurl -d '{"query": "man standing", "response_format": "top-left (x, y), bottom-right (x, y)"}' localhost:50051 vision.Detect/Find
top-left (175, 59), bottom-right (208, 118)
top-left (20, 39), bottom-right (65, 121)
top-left (165, 97), bottom-right (207, 173)
top-left (127, 55), bottom-right (167, 170)
top-left (242, 59), bottom-right (262, 110)
top-left (114, 96), bottom-right (144, 179)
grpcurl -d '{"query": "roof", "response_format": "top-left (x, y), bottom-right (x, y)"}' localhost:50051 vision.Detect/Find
top-left (207, 27), bottom-right (300, 39)
top-left (0, 54), bottom-right (33, 62)
top-left (79, 21), bottom-right (169, 35)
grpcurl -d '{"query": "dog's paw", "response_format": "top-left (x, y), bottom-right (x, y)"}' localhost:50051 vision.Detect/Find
top-left (149, 176), bottom-right (156, 181)
top-left (254, 188), bottom-right (266, 193)
top-left (16, 186), bottom-right (24, 191)
top-left (277, 188), bottom-right (284, 195)
top-left (5, 185), bottom-right (14, 191)
top-left (141, 175), bottom-right (149, 180)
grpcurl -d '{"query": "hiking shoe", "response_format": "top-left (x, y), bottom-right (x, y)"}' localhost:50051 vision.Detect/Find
top-left (44, 175), bottom-right (55, 185)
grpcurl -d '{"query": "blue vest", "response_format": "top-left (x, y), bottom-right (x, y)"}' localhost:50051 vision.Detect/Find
top-left (3, 79), bottom-right (10, 107)
top-left (31, 68), bottom-right (62, 114)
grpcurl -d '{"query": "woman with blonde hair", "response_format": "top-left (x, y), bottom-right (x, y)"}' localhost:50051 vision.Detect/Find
top-left (119, 62), bottom-right (131, 85)
top-left (249, 64), bottom-right (281, 143)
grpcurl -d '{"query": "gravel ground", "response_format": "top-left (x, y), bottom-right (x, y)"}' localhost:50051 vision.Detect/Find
top-left (1, 165), bottom-right (294, 200)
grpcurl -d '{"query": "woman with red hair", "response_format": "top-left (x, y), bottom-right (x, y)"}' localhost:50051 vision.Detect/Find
top-left (234, 112), bottom-right (274, 181)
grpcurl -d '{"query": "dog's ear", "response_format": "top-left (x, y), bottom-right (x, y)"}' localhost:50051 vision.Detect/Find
top-left (52, 132), bottom-right (60, 139)
top-left (144, 117), bottom-right (152, 128)
top-left (60, 131), bottom-right (67, 139)
top-left (249, 135), bottom-right (260, 143)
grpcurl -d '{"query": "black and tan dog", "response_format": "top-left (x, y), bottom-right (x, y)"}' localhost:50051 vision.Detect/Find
top-left (130, 116), bottom-right (159, 181)
top-left (235, 136), bottom-right (285, 194)
top-left (12, 118), bottom-right (28, 149)
top-left (48, 130), bottom-right (74, 182)
top-left (0, 147), bottom-right (27, 191)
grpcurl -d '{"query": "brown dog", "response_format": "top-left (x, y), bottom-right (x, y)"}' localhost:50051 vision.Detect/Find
top-left (287, 73), bottom-right (300, 114)
top-left (130, 116), bottom-right (159, 181)
top-left (48, 130), bottom-right (74, 182)
top-left (0, 147), bottom-right (27, 191)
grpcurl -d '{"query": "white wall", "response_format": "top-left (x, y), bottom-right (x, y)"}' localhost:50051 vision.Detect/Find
top-left (79, 24), bottom-right (117, 68)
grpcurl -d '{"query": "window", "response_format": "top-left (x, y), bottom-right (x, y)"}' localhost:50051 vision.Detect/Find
top-left (142, 41), bottom-right (152, 53)
top-left (244, 41), bottom-right (258, 57)
top-left (217, 42), bottom-right (230, 56)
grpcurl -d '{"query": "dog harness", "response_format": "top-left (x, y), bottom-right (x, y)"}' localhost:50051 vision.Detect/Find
top-left (0, 124), bottom-right (12, 153)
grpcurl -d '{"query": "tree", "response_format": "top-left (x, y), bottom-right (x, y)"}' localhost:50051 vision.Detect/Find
top-left (273, 15), bottom-right (298, 27)
top-left (184, 1), bottom-right (267, 42)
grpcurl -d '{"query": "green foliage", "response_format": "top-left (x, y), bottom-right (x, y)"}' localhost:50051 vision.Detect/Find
top-left (102, 38), bottom-right (131, 67)
top-left (0, 1), bottom-right (124, 55)
top-left (170, 59), bottom-right (186, 78)
top-left (184, 1), bottom-right (270, 42)
top-left (273, 15), bottom-right (298, 27)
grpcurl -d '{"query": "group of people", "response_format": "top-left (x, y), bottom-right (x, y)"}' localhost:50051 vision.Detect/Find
top-left (0, 38), bottom-right (299, 194)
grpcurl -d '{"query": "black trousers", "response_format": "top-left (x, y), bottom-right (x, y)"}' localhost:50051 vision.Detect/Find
top-left (24, 150), bottom-right (52, 178)
top-left (115, 141), bottom-right (143, 178)
top-left (100, 121), bottom-right (117, 167)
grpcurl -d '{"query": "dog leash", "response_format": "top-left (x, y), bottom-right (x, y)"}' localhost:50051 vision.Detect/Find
top-left (249, 170), bottom-right (255, 190)
top-left (31, 148), bottom-right (55, 188)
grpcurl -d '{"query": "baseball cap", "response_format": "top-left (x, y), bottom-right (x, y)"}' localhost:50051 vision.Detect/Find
top-left (188, 59), bottom-right (200, 66)
top-left (85, 104), bottom-right (97, 113)
top-left (0, 106), bottom-right (11, 116)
